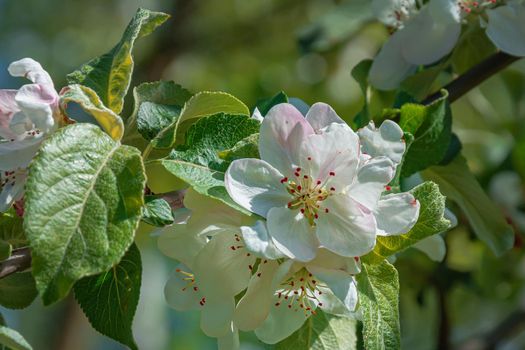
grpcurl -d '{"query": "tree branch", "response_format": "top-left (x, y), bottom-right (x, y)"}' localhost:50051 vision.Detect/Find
top-left (0, 247), bottom-right (32, 279)
top-left (423, 52), bottom-right (520, 105)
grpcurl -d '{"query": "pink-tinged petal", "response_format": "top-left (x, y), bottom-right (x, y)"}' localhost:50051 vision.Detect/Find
top-left (267, 207), bottom-right (319, 262)
top-left (164, 264), bottom-right (203, 312)
top-left (15, 84), bottom-right (57, 133)
top-left (225, 159), bottom-right (290, 217)
top-left (259, 103), bottom-right (314, 174)
top-left (305, 102), bottom-right (345, 131)
top-left (300, 123), bottom-right (360, 191)
top-left (0, 137), bottom-right (43, 171)
top-left (348, 156), bottom-right (395, 210)
top-left (316, 194), bottom-right (377, 257)
top-left (8, 58), bottom-right (54, 88)
top-left (0, 90), bottom-right (20, 140)
top-left (375, 192), bottom-right (420, 236)
top-left (358, 120), bottom-right (405, 166)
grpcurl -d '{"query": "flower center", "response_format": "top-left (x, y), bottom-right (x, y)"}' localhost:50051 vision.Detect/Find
top-left (274, 268), bottom-right (324, 315)
top-left (458, 0), bottom-right (497, 14)
top-left (281, 166), bottom-right (336, 226)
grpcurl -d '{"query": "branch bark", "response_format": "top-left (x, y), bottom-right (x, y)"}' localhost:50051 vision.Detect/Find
top-left (0, 247), bottom-right (31, 279)
top-left (423, 52), bottom-right (520, 105)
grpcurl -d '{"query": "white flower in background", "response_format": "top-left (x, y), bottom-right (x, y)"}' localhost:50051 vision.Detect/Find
top-left (0, 58), bottom-right (61, 211)
top-left (369, 0), bottom-right (462, 90)
top-left (489, 171), bottom-right (525, 232)
top-left (485, 0), bottom-right (525, 57)
top-left (225, 103), bottom-right (420, 262)
top-left (234, 247), bottom-right (360, 344)
top-left (158, 190), bottom-right (259, 349)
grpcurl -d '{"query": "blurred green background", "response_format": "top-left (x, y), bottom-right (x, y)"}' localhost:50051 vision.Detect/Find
top-left (1, 0), bottom-right (525, 349)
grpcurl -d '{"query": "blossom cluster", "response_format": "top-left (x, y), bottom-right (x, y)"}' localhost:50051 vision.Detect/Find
top-left (158, 103), bottom-right (420, 347)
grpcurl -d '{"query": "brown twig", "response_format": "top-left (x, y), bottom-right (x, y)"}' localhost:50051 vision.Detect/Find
top-left (0, 247), bottom-right (32, 279)
top-left (423, 52), bottom-right (520, 105)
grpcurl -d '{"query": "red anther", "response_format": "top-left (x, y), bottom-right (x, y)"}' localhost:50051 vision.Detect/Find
top-left (263, 259), bottom-right (268, 263)
top-left (290, 281), bottom-right (295, 286)
top-left (354, 257), bottom-right (360, 262)
top-left (307, 157), bottom-right (312, 161)
top-left (278, 292), bottom-right (282, 298)
top-left (257, 272), bottom-right (262, 277)
top-left (296, 168), bottom-right (301, 172)
top-left (318, 302), bottom-right (323, 307)
top-left (297, 185), bottom-right (302, 191)
top-left (248, 265), bottom-right (253, 270)
top-left (230, 246), bottom-right (236, 250)
top-left (300, 286), bottom-right (305, 291)
top-left (299, 278), bottom-right (304, 282)
top-left (316, 180), bottom-right (321, 185)
top-left (312, 280), bottom-right (317, 284)
top-left (300, 304), bottom-right (304, 308)
top-left (284, 296), bottom-right (289, 300)
top-left (275, 302), bottom-right (281, 306)
top-left (287, 202), bottom-right (292, 208)
top-left (246, 253), bottom-right (251, 257)
top-left (280, 177), bottom-right (288, 183)
top-left (325, 208), bottom-right (329, 213)
top-left (290, 189), bottom-right (296, 194)
top-left (318, 290), bottom-right (322, 295)
top-left (314, 214), bottom-right (319, 219)
top-left (411, 199), bottom-right (417, 206)
top-left (294, 290), bottom-right (299, 295)
top-left (385, 185), bottom-right (391, 191)
top-left (330, 187), bottom-right (335, 191)
top-left (303, 175), bottom-right (309, 179)
top-left (300, 208), bottom-right (305, 213)
top-left (473, 1), bottom-right (479, 6)
top-left (329, 171), bottom-right (335, 176)
top-left (175, 269), bottom-right (181, 272)
top-left (288, 305), bottom-right (292, 308)
top-left (308, 273), bottom-right (312, 277)
top-left (193, 286), bottom-right (198, 291)
top-left (294, 172), bottom-right (300, 177)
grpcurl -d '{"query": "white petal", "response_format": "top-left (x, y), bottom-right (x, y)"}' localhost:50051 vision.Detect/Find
top-left (267, 207), bottom-right (319, 262)
top-left (486, 3), bottom-right (525, 57)
top-left (412, 234), bottom-right (446, 262)
top-left (305, 102), bottom-right (346, 131)
top-left (316, 194), bottom-right (377, 257)
top-left (375, 192), bottom-right (420, 236)
top-left (0, 138), bottom-right (42, 171)
top-left (8, 58), bottom-right (54, 87)
top-left (193, 232), bottom-right (254, 298)
top-left (400, 0), bottom-right (461, 65)
top-left (15, 84), bottom-right (57, 133)
top-left (307, 266), bottom-right (358, 312)
top-left (251, 107), bottom-right (264, 122)
top-left (369, 31), bottom-right (416, 90)
top-left (225, 159), bottom-right (290, 217)
top-left (234, 260), bottom-right (280, 331)
top-left (358, 120), bottom-right (405, 166)
top-left (164, 264), bottom-right (203, 312)
top-left (157, 222), bottom-right (207, 269)
top-left (0, 176), bottom-right (25, 212)
top-left (0, 90), bottom-right (20, 140)
top-left (240, 221), bottom-right (286, 259)
top-left (259, 103), bottom-right (314, 174)
top-left (348, 156), bottom-right (396, 210)
top-left (316, 285), bottom-right (354, 317)
top-left (200, 296), bottom-right (235, 338)
top-left (217, 325), bottom-right (240, 350)
top-left (309, 248), bottom-right (359, 273)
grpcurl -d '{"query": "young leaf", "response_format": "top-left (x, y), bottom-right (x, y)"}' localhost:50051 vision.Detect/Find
top-left (399, 93), bottom-right (452, 177)
top-left (255, 91), bottom-right (288, 116)
top-left (0, 272), bottom-right (38, 310)
top-left (217, 133), bottom-right (260, 162)
top-left (67, 8), bottom-right (170, 114)
top-left (0, 210), bottom-right (26, 260)
top-left (142, 196), bottom-right (174, 227)
top-left (363, 182), bottom-right (451, 264)
top-left (422, 155), bottom-right (514, 256)
top-left (60, 84), bottom-right (124, 140)
top-left (152, 113), bottom-right (260, 212)
top-left (24, 124), bottom-right (146, 305)
top-left (276, 311), bottom-right (357, 350)
top-left (0, 325), bottom-right (32, 350)
top-left (356, 261), bottom-right (400, 350)
top-left (74, 243), bottom-right (141, 350)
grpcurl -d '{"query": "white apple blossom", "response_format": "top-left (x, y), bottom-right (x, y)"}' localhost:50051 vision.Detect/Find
top-left (225, 103), bottom-right (420, 262)
top-left (372, 0), bottom-right (417, 29)
top-left (0, 58), bottom-right (61, 212)
top-left (485, 0), bottom-right (525, 57)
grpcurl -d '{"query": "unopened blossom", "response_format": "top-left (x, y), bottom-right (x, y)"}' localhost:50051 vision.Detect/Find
top-left (0, 58), bottom-right (61, 212)
top-left (234, 247), bottom-right (360, 344)
top-left (225, 103), bottom-right (420, 262)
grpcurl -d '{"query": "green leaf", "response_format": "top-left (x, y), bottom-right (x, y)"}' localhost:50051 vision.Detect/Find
top-left (217, 133), bottom-right (260, 161)
top-left (174, 91), bottom-right (250, 144)
top-left (141, 196), bottom-right (174, 227)
top-left (356, 261), bottom-right (400, 350)
top-left (422, 155), bottom-right (514, 256)
top-left (401, 64), bottom-right (445, 102)
top-left (67, 8), bottom-right (170, 114)
top-left (156, 113), bottom-right (260, 212)
top-left (0, 272), bottom-right (38, 309)
top-left (276, 311), bottom-right (357, 350)
top-left (0, 325), bottom-right (32, 350)
top-left (137, 103), bottom-right (181, 142)
top-left (74, 243), bottom-right (141, 350)
top-left (255, 91), bottom-right (288, 116)
top-left (399, 93), bottom-right (452, 177)
top-left (0, 241), bottom-right (10, 261)
top-left (60, 84), bottom-right (124, 140)
top-left (24, 124), bottom-right (146, 305)
top-left (451, 18), bottom-right (496, 74)
top-left (363, 182), bottom-right (451, 264)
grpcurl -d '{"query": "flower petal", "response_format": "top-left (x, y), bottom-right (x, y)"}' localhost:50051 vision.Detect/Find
top-left (217, 325), bottom-right (240, 350)
top-left (375, 192), bottom-right (420, 236)
top-left (267, 207), bottom-right (319, 262)
top-left (200, 296), bottom-right (235, 337)
top-left (225, 158), bottom-right (290, 217)
top-left (316, 285), bottom-right (354, 317)
top-left (164, 264), bottom-right (203, 312)
top-left (234, 260), bottom-right (280, 331)
top-left (157, 222), bottom-right (207, 269)
top-left (316, 194), bottom-right (377, 257)
top-left (259, 103), bottom-right (314, 174)
top-left (305, 102), bottom-right (345, 131)
top-left (0, 137), bottom-right (43, 171)
top-left (240, 221), bottom-right (286, 259)
top-left (15, 84), bottom-right (56, 133)
top-left (0, 175), bottom-right (26, 212)
top-left (307, 266), bottom-right (358, 312)
top-left (8, 58), bottom-right (54, 88)
top-left (358, 120), bottom-right (405, 166)
top-left (486, 3), bottom-right (525, 57)
top-left (0, 90), bottom-right (20, 140)
top-left (412, 234), bottom-right (446, 262)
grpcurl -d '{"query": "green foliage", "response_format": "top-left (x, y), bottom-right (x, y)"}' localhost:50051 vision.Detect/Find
top-left (137, 104), bottom-right (181, 142)
top-left (157, 113), bottom-right (260, 212)
top-left (74, 243), bottom-right (142, 350)
top-left (142, 196), bottom-right (174, 227)
top-left (422, 155), bottom-right (514, 256)
top-left (0, 210), bottom-right (26, 261)
top-left (401, 64), bottom-right (444, 101)
top-left (399, 93), bottom-right (452, 177)
top-left (67, 8), bottom-right (169, 114)
top-left (275, 311), bottom-right (357, 350)
top-left (24, 124), bottom-right (146, 305)
top-left (451, 19), bottom-right (496, 74)
top-left (0, 324), bottom-right (32, 350)
top-left (60, 84), bottom-right (124, 140)
top-left (356, 261), bottom-right (400, 350)
top-left (363, 182), bottom-right (451, 264)
top-left (255, 91), bottom-right (288, 116)
top-left (0, 273), bottom-right (38, 310)
top-left (218, 133), bottom-right (260, 161)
